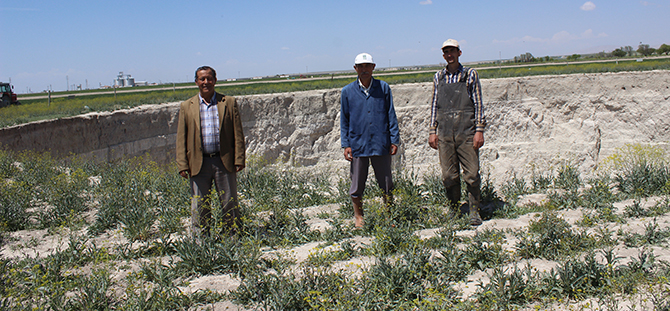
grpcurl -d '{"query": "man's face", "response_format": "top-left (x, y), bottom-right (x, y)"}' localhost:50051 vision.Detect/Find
top-left (442, 46), bottom-right (462, 64)
top-left (195, 69), bottom-right (217, 96)
top-left (354, 63), bottom-right (375, 80)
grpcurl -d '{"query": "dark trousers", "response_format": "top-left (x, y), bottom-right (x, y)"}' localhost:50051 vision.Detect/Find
top-left (190, 156), bottom-right (239, 237)
top-left (349, 154), bottom-right (393, 198)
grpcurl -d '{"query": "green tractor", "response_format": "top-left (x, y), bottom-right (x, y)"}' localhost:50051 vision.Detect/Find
top-left (1, 82), bottom-right (20, 108)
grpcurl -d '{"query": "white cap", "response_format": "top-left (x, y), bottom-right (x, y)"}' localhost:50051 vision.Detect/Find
top-left (441, 39), bottom-right (459, 49)
top-left (354, 53), bottom-right (375, 65)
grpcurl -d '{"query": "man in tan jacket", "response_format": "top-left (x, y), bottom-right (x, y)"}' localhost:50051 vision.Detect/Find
top-left (176, 66), bottom-right (246, 238)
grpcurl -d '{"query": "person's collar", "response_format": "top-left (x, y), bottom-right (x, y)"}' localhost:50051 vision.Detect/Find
top-left (446, 63), bottom-right (463, 74)
top-left (358, 77), bottom-right (374, 90)
top-left (199, 92), bottom-right (217, 105)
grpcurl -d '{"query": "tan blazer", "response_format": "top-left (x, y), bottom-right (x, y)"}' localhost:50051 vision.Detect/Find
top-left (176, 92), bottom-right (246, 176)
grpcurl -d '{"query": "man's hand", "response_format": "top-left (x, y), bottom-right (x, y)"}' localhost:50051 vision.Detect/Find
top-left (179, 170), bottom-right (189, 178)
top-left (390, 144), bottom-right (398, 155)
top-left (236, 165), bottom-right (245, 172)
top-left (429, 134), bottom-right (438, 150)
top-left (343, 147), bottom-right (353, 161)
top-left (473, 131), bottom-right (485, 150)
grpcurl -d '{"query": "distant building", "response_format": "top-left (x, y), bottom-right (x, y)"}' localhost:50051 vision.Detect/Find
top-left (114, 72), bottom-right (136, 87)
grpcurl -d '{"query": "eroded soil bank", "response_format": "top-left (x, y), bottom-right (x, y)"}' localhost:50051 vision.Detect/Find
top-left (2, 70), bottom-right (669, 182)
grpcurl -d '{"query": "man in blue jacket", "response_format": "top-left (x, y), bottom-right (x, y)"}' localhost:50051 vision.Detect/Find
top-left (340, 52), bottom-right (400, 227)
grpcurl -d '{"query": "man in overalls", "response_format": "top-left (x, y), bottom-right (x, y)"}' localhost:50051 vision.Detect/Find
top-left (428, 39), bottom-right (486, 226)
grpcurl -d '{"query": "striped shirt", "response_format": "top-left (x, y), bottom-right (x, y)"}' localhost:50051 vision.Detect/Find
top-left (199, 93), bottom-right (220, 154)
top-left (429, 64), bottom-right (486, 135)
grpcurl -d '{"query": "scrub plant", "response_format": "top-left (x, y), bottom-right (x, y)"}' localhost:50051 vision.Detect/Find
top-left (367, 220), bottom-right (423, 256)
top-left (0, 180), bottom-right (32, 231)
top-left (0, 149), bottom-right (101, 232)
top-left (580, 178), bottom-right (617, 210)
top-left (543, 252), bottom-right (611, 299)
top-left (649, 198), bottom-right (670, 216)
top-left (173, 235), bottom-right (263, 278)
top-left (320, 217), bottom-right (353, 243)
top-left (0, 148), bottom-right (19, 178)
top-left (361, 249), bottom-right (435, 308)
top-left (232, 265), bottom-right (356, 311)
top-left (500, 173), bottom-right (529, 204)
top-left (421, 171), bottom-right (449, 206)
top-left (463, 228), bottom-right (511, 270)
top-left (623, 218), bottom-right (670, 247)
top-left (624, 199), bottom-right (650, 218)
top-left (476, 264), bottom-right (541, 310)
top-left (238, 156), bottom-right (335, 211)
top-left (432, 246), bottom-right (473, 284)
top-left (65, 268), bottom-right (114, 310)
top-left (474, 249), bottom-right (668, 310)
top-left (90, 159), bottom-right (189, 241)
top-left (245, 205), bottom-right (319, 247)
top-left (603, 144), bottom-right (670, 198)
top-left (123, 259), bottom-right (222, 310)
top-left (515, 211), bottom-right (602, 260)
top-left (625, 198), bottom-right (670, 218)
top-left (304, 240), bottom-right (358, 267)
top-left (481, 172), bottom-right (502, 205)
top-left (36, 168), bottom-right (91, 229)
top-left (577, 178), bottom-right (625, 226)
top-left (530, 166), bottom-right (554, 192)
top-left (554, 162), bottom-right (581, 191)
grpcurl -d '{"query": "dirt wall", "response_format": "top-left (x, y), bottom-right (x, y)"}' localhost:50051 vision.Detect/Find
top-left (1, 70), bottom-right (669, 181)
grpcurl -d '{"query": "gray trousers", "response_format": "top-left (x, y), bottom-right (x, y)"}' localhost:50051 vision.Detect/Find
top-left (349, 154), bottom-right (393, 198)
top-left (190, 156), bottom-right (239, 237)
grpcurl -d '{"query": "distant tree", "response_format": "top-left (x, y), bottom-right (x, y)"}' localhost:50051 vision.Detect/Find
top-left (637, 43), bottom-right (655, 56)
top-left (514, 52), bottom-right (535, 63)
top-left (657, 43), bottom-right (670, 55)
top-left (544, 56), bottom-right (551, 62)
top-left (567, 54), bottom-right (581, 61)
top-left (623, 46), bottom-right (634, 56)
top-left (612, 48), bottom-right (627, 57)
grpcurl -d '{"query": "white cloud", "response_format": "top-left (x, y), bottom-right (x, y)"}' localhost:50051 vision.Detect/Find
top-left (580, 29), bottom-right (608, 39)
top-left (581, 1), bottom-right (596, 11)
top-left (420, 0), bottom-right (432, 5)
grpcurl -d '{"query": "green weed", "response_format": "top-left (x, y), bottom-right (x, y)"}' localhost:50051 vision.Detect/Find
top-left (516, 211), bottom-right (602, 260)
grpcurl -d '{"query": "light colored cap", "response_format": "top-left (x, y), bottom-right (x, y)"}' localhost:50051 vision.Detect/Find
top-left (354, 53), bottom-right (375, 65)
top-left (441, 39), bottom-right (459, 49)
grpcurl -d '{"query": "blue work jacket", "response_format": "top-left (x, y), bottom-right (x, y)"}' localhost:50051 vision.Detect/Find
top-left (340, 78), bottom-right (400, 157)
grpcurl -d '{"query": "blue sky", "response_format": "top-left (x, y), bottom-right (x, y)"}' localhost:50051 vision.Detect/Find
top-left (1, 0), bottom-right (668, 94)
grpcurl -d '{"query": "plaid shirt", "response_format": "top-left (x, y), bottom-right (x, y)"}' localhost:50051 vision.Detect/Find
top-left (429, 64), bottom-right (486, 135)
top-left (199, 93), bottom-right (220, 154)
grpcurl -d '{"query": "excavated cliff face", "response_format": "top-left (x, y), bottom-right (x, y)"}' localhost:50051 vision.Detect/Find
top-left (1, 70), bottom-right (669, 182)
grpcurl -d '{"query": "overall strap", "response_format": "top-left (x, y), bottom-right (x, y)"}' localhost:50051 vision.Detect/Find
top-left (458, 67), bottom-right (469, 83)
top-left (437, 69), bottom-right (446, 83)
